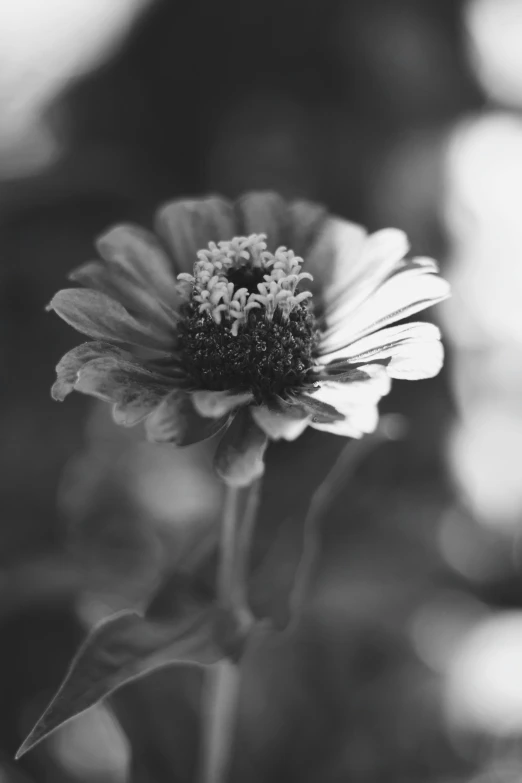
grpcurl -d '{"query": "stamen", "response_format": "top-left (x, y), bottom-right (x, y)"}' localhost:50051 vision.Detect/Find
top-left (177, 233), bottom-right (314, 333)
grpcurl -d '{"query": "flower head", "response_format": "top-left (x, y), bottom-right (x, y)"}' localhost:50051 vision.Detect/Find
top-left (49, 192), bottom-right (450, 486)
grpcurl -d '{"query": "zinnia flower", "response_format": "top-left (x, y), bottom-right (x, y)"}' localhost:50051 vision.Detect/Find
top-left (49, 192), bottom-right (450, 486)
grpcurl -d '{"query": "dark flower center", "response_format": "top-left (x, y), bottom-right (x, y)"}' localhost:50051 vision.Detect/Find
top-left (177, 303), bottom-right (317, 403)
top-left (175, 233), bottom-right (318, 403)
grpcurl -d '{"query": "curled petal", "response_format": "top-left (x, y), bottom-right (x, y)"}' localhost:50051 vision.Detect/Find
top-left (155, 197), bottom-right (236, 275)
top-left (251, 405), bottom-right (311, 441)
top-left (309, 381), bottom-right (383, 436)
top-left (291, 393), bottom-right (345, 423)
top-left (215, 408), bottom-right (268, 487)
top-left (52, 341), bottom-right (133, 401)
top-left (48, 289), bottom-right (174, 350)
top-left (308, 375), bottom-right (390, 432)
top-left (145, 390), bottom-right (231, 446)
top-left (191, 390), bottom-right (253, 418)
top-left (321, 262), bottom-right (450, 354)
top-left (310, 403), bottom-right (379, 438)
top-left (74, 357), bottom-right (174, 426)
top-left (96, 224), bottom-right (179, 306)
top-left (321, 322), bottom-right (444, 380)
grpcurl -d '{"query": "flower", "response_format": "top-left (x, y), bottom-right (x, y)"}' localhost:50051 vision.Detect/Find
top-left (49, 192), bottom-right (450, 486)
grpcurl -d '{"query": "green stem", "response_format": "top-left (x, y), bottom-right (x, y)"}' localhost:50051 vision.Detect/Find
top-left (199, 479), bottom-right (260, 783)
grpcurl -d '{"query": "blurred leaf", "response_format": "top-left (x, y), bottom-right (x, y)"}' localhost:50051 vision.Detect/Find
top-left (249, 416), bottom-right (405, 628)
top-left (16, 601), bottom-right (223, 758)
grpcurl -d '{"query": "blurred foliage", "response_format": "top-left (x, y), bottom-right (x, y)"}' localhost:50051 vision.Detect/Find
top-left (0, 0), bottom-right (515, 782)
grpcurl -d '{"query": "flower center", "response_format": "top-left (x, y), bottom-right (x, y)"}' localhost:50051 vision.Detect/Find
top-left (176, 234), bottom-right (318, 402)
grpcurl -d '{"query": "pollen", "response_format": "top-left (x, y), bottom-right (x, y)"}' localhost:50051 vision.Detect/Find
top-left (176, 234), bottom-right (318, 401)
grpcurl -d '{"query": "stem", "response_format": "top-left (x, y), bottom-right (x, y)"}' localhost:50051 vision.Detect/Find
top-left (199, 479), bottom-right (261, 783)
top-left (199, 660), bottom-right (241, 783)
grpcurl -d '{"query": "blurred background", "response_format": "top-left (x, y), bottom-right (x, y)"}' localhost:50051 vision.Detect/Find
top-left (1, 0), bottom-right (521, 781)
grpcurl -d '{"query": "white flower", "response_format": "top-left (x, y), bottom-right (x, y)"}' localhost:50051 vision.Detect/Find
top-left (48, 192), bottom-right (450, 486)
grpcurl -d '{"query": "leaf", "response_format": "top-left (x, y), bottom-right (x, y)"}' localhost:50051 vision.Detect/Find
top-left (248, 417), bottom-right (404, 629)
top-left (16, 603), bottom-right (223, 758)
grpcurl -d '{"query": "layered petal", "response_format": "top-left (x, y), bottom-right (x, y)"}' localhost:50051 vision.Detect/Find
top-left (48, 289), bottom-right (174, 350)
top-left (74, 357), bottom-right (174, 426)
top-left (320, 322), bottom-right (444, 380)
top-left (155, 197), bottom-right (236, 275)
top-left (145, 390), bottom-right (231, 446)
top-left (52, 341), bottom-right (133, 401)
top-left (191, 390), bottom-right (253, 418)
top-left (70, 261), bottom-right (178, 331)
top-left (96, 224), bottom-right (179, 308)
top-left (214, 408), bottom-right (268, 487)
top-left (307, 381), bottom-right (383, 438)
top-left (320, 260), bottom-right (450, 354)
top-left (310, 403), bottom-right (379, 438)
top-left (250, 405), bottom-right (311, 441)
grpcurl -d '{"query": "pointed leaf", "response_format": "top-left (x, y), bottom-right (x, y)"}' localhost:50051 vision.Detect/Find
top-left (16, 604), bottom-right (222, 758)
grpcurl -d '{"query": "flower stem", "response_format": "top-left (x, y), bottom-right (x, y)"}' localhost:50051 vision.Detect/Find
top-left (199, 479), bottom-right (260, 783)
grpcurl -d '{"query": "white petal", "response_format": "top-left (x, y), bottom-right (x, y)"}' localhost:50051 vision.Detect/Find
top-left (310, 374), bottom-right (391, 412)
top-left (321, 263), bottom-right (450, 355)
top-left (310, 403), bottom-right (379, 438)
top-left (191, 390), bottom-right (253, 418)
top-left (322, 226), bottom-right (409, 319)
top-left (320, 322), bottom-right (444, 380)
top-left (250, 406), bottom-right (311, 441)
top-left (301, 217), bottom-right (367, 310)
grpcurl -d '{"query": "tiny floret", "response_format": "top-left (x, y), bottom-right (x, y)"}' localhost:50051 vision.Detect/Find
top-left (177, 233), bottom-right (313, 335)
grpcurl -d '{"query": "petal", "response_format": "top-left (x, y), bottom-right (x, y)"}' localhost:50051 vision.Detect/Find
top-left (48, 289), bottom-right (174, 350)
top-left (310, 373), bottom-right (391, 412)
top-left (323, 227), bottom-right (410, 318)
top-left (236, 192), bottom-right (289, 252)
top-left (70, 261), bottom-right (178, 331)
top-left (155, 197), bottom-right (236, 275)
top-left (96, 224), bottom-right (179, 307)
top-left (74, 357), bottom-right (174, 426)
top-left (310, 404), bottom-right (379, 438)
top-left (320, 322), bottom-right (444, 380)
top-left (52, 341), bottom-right (133, 401)
top-left (287, 199), bottom-right (328, 257)
top-left (214, 408), bottom-right (268, 487)
top-left (320, 261), bottom-right (450, 354)
top-left (301, 217), bottom-right (368, 312)
top-left (309, 381), bottom-right (382, 437)
top-left (290, 393), bottom-right (345, 423)
top-left (250, 405), bottom-right (311, 441)
top-left (145, 390), bottom-right (231, 446)
top-left (191, 390), bottom-right (253, 418)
